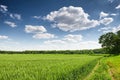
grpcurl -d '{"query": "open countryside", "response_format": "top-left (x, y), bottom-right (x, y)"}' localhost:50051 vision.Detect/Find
top-left (0, 0), bottom-right (120, 80)
top-left (0, 51), bottom-right (120, 80)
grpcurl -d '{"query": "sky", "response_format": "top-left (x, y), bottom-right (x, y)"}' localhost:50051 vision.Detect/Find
top-left (0, 0), bottom-right (120, 51)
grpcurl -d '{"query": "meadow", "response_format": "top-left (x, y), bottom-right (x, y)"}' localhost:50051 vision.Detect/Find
top-left (86, 55), bottom-right (120, 80)
top-left (0, 54), bottom-right (101, 80)
top-left (0, 53), bottom-right (119, 80)
top-left (106, 55), bottom-right (120, 80)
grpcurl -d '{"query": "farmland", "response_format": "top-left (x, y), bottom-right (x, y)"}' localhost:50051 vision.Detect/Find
top-left (106, 55), bottom-right (120, 80)
top-left (0, 53), bottom-right (119, 80)
top-left (0, 54), bottom-right (101, 80)
top-left (85, 55), bottom-right (120, 80)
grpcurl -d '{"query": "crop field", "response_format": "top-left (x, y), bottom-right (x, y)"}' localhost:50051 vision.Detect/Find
top-left (0, 54), bottom-right (119, 80)
top-left (0, 54), bottom-right (102, 80)
top-left (106, 55), bottom-right (120, 80)
top-left (86, 55), bottom-right (120, 80)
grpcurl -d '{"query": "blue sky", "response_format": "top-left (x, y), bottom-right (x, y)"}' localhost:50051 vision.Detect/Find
top-left (0, 0), bottom-right (120, 51)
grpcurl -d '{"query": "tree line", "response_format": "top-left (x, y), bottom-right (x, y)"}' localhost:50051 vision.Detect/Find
top-left (0, 49), bottom-right (104, 54)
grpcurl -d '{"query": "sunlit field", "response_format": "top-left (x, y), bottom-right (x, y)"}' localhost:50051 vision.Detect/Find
top-left (85, 55), bottom-right (120, 80)
top-left (106, 55), bottom-right (120, 80)
top-left (0, 54), bottom-right (101, 80)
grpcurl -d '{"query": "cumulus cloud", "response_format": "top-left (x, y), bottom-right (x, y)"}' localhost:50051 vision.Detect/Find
top-left (98, 25), bottom-right (120, 33)
top-left (99, 11), bottom-right (115, 25)
top-left (100, 12), bottom-right (109, 19)
top-left (44, 34), bottom-right (101, 50)
top-left (4, 21), bottom-right (17, 27)
top-left (64, 34), bottom-right (82, 42)
top-left (25, 25), bottom-right (55, 39)
top-left (25, 25), bottom-right (47, 33)
top-left (44, 34), bottom-right (83, 44)
top-left (0, 5), bottom-right (8, 13)
top-left (115, 4), bottom-right (120, 9)
top-left (0, 35), bottom-right (8, 39)
top-left (44, 6), bottom-right (100, 32)
top-left (33, 33), bottom-right (55, 39)
top-left (100, 18), bottom-right (113, 25)
top-left (10, 13), bottom-right (21, 20)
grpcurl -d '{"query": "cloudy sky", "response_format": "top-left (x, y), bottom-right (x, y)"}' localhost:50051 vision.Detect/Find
top-left (0, 0), bottom-right (120, 51)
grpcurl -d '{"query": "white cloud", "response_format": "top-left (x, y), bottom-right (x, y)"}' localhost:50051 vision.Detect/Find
top-left (115, 4), bottom-right (120, 9)
top-left (0, 5), bottom-right (22, 21)
top-left (44, 34), bottom-right (83, 44)
top-left (98, 11), bottom-right (115, 25)
top-left (100, 17), bottom-right (113, 25)
top-left (0, 5), bottom-right (8, 13)
top-left (43, 34), bottom-right (100, 50)
top-left (98, 25), bottom-right (120, 33)
top-left (33, 33), bottom-right (55, 39)
top-left (25, 25), bottom-right (47, 33)
top-left (98, 27), bottom-right (112, 33)
top-left (4, 21), bottom-right (17, 27)
top-left (44, 34), bottom-right (82, 44)
top-left (64, 34), bottom-right (82, 42)
top-left (78, 41), bottom-right (101, 49)
top-left (100, 11), bottom-right (118, 20)
top-left (44, 40), bottom-right (65, 44)
top-left (0, 40), bottom-right (22, 51)
top-left (45, 40), bottom-right (100, 50)
top-left (10, 14), bottom-right (21, 20)
top-left (112, 25), bottom-right (120, 33)
top-left (100, 12), bottom-right (109, 19)
top-left (44, 40), bottom-right (101, 50)
top-left (0, 35), bottom-right (8, 39)
top-left (111, 13), bottom-right (117, 16)
top-left (0, 40), bottom-right (101, 51)
top-left (44, 6), bottom-right (100, 32)
top-left (25, 25), bottom-right (55, 39)
top-left (33, 16), bottom-right (41, 19)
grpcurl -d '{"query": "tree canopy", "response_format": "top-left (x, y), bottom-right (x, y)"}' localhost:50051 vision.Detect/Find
top-left (99, 30), bottom-right (120, 54)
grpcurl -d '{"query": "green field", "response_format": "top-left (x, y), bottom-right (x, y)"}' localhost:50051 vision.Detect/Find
top-left (86, 55), bottom-right (120, 80)
top-left (106, 55), bottom-right (120, 80)
top-left (0, 54), bottom-right (101, 80)
top-left (0, 54), bottom-right (119, 80)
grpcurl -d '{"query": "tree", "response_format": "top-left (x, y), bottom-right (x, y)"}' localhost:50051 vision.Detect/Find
top-left (99, 31), bottom-right (120, 54)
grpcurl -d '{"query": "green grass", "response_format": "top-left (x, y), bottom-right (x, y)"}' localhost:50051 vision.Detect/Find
top-left (106, 55), bottom-right (120, 80)
top-left (86, 55), bottom-right (120, 80)
top-left (0, 54), bottom-right (101, 80)
top-left (88, 58), bottom-right (111, 80)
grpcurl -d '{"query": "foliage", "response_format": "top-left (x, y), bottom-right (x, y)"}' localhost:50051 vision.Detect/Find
top-left (99, 30), bottom-right (120, 54)
top-left (0, 49), bottom-right (104, 54)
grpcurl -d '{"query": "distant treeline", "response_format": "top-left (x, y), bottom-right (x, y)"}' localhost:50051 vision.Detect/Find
top-left (0, 48), bottom-right (105, 54)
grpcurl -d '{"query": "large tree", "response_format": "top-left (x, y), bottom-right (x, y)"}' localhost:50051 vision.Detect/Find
top-left (99, 31), bottom-right (120, 54)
